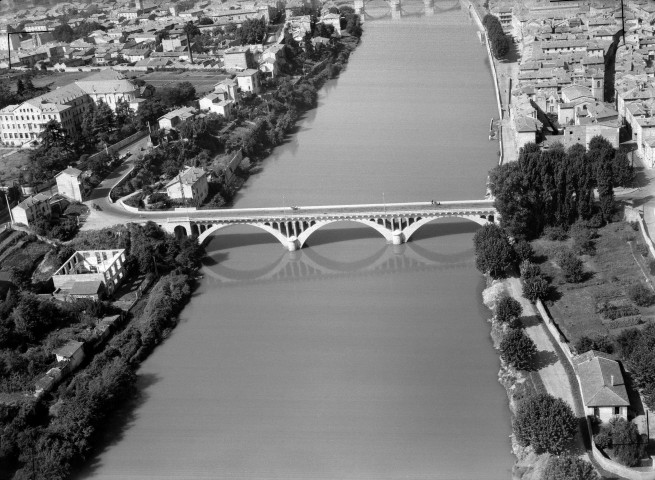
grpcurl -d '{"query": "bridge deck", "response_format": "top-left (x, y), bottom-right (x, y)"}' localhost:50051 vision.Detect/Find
top-left (165, 200), bottom-right (496, 223)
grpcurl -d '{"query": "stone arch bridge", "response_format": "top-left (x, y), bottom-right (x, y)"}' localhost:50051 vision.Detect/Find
top-left (159, 200), bottom-right (497, 252)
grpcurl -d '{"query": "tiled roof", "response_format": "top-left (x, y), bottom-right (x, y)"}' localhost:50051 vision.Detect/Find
top-left (54, 340), bottom-right (84, 359)
top-left (57, 167), bottom-right (83, 178)
top-left (166, 166), bottom-right (206, 188)
top-left (15, 193), bottom-right (50, 210)
top-left (574, 351), bottom-right (630, 407)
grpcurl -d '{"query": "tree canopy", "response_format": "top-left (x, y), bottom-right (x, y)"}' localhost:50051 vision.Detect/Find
top-left (473, 223), bottom-right (514, 278)
top-left (542, 455), bottom-right (599, 480)
top-left (513, 393), bottom-right (578, 454)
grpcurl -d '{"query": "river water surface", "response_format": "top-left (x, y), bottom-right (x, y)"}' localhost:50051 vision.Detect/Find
top-left (81, 7), bottom-right (515, 479)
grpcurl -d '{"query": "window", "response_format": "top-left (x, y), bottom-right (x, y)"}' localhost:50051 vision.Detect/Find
top-left (594, 407), bottom-right (600, 417)
top-left (614, 407), bottom-right (620, 415)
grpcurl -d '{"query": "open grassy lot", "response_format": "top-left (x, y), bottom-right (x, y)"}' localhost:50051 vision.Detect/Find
top-left (0, 149), bottom-right (30, 185)
top-left (29, 70), bottom-right (100, 90)
top-left (532, 220), bottom-right (655, 342)
top-left (133, 70), bottom-right (230, 96)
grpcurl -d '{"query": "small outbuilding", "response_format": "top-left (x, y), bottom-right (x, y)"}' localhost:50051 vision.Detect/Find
top-left (55, 167), bottom-right (84, 202)
top-left (54, 340), bottom-right (85, 371)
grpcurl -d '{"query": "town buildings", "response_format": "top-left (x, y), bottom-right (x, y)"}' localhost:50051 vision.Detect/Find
top-left (11, 192), bottom-right (52, 226)
top-left (55, 167), bottom-right (84, 202)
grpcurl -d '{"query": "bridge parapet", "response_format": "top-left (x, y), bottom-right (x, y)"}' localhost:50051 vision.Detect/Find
top-left (159, 200), bottom-right (498, 250)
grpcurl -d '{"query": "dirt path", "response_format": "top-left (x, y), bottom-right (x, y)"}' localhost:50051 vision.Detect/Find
top-left (505, 277), bottom-right (587, 455)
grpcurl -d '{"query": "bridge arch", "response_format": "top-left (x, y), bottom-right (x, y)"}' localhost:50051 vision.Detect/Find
top-left (402, 214), bottom-right (490, 242)
top-left (197, 222), bottom-right (290, 247)
top-left (297, 218), bottom-right (394, 248)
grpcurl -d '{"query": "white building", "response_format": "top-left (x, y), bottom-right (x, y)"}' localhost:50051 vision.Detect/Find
top-left (0, 83), bottom-right (90, 147)
top-left (165, 166), bottom-right (208, 203)
top-left (55, 167), bottom-right (83, 202)
top-left (236, 69), bottom-right (261, 95)
top-left (158, 106), bottom-right (197, 131)
top-left (75, 69), bottom-right (142, 112)
top-left (11, 192), bottom-right (52, 227)
top-left (199, 93), bottom-right (234, 118)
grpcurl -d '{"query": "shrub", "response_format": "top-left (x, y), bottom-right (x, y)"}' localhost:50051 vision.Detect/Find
top-left (611, 316), bottom-right (644, 329)
top-left (570, 222), bottom-right (596, 255)
top-left (496, 295), bottom-right (522, 325)
top-left (542, 454), bottom-right (599, 480)
top-left (543, 225), bottom-right (568, 241)
top-left (637, 243), bottom-right (649, 258)
top-left (649, 259), bottom-right (655, 275)
top-left (599, 303), bottom-right (640, 320)
top-left (522, 275), bottom-right (549, 302)
top-left (594, 429), bottom-right (612, 450)
top-left (555, 249), bottom-right (585, 283)
top-left (520, 260), bottom-right (542, 279)
top-left (500, 328), bottom-right (537, 371)
top-left (574, 334), bottom-right (614, 355)
top-left (598, 417), bottom-right (645, 467)
top-left (514, 240), bottom-right (534, 262)
top-left (513, 393), bottom-right (578, 454)
top-left (627, 283), bottom-right (655, 307)
top-left (473, 224), bottom-right (515, 279)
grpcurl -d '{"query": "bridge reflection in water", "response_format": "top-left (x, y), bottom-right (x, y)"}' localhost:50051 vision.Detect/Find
top-left (201, 221), bottom-right (478, 286)
top-left (344, 0), bottom-right (462, 21)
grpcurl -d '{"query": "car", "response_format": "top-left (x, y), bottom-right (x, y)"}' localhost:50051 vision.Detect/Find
top-left (290, 206), bottom-right (299, 211)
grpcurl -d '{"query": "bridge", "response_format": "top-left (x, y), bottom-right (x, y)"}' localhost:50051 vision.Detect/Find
top-left (344, 0), bottom-right (461, 20)
top-left (158, 199), bottom-right (497, 251)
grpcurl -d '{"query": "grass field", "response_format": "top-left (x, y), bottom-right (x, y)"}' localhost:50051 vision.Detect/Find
top-left (532, 220), bottom-right (655, 343)
top-left (0, 150), bottom-right (30, 185)
top-left (134, 70), bottom-right (230, 96)
top-left (29, 70), bottom-right (100, 90)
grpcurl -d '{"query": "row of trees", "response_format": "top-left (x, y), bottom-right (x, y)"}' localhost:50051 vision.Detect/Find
top-left (482, 14), bottom-right (510, 58)
top-left (0, 76), bottom-right (49, 110)
top-left (51, 21), bottom-right (106, 43)
top-left (490, 138), bottom-right (633, 239)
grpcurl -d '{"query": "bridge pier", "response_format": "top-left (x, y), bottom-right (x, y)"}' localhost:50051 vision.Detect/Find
top-left (390, 0), bottom-right (401, 19)
top-left (354, 0), bottom-right (365, 17)
top-left (391, 230), bottom-right (405, 245)
top-left (287, 236), bottom-right (300, 252)
top-left (424, 0), bottom-right (434, 15)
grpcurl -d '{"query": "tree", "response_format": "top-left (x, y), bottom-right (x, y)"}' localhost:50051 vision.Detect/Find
top-left (513, 393), bottom-right (578, 454)
top-left (542, 455), bottom-right (599, 480)
top-left (473, 224), bottom-right (514, 278)
top-left (496, 295), bottom-right (522, 325)
top-left (183, 21), bottom-right (200, 38)
top-left (500, 328), bottom-right (537, 370)
top-left (596, 417), bottom-right (645, 467)
top-left (574, 335), bottom-right (613, 355)
top-left (513, 240), bottom-right (534, 262)
top-left (237, 18), bottom-right (266, 45)
top-left (198, 17), bottom-right (213, 25)
top-left (52, 24), bottom-right (74, 43)
top-left (521, 275), bottom-right (549, 302)
top-left (627, 283), bottom-right (655, 307)
top-left (555, 249), bottom-right (585, 283)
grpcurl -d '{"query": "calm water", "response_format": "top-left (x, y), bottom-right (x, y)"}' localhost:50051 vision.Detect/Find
top-left (81, 8), bottom-right (514, 480)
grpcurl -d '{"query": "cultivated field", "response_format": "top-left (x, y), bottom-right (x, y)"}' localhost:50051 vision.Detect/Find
top-left (133, 70), bottom-right (230, 96)
top-left (533, 220), bottom-right (655, 341)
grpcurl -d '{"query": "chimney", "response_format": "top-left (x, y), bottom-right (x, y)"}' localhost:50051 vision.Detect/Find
top-left (610, 375), bottom-right (615, 386)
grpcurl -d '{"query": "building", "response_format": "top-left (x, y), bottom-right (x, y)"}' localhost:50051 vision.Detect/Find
top-left (54, 340), bottom-right (85, 370)
top-left (75, 69), bottom-right (142, 111)
top-left (199, 93), bottom-right (234, 117)
top-left (165, 166), bottom-right (209, 203)
top-left (52, 249), bottom-right (127, 297)
top-left (573, 350), bottom-right (630, 422)
top-left (214, 78), bottom-right (241, 104)
top-left (224, 46), bottom-right (253, 70)
top-left (55, 167), bottom-right (83, 202)
top-left (236, 69), bottom-right (261, 95)
top-left (0, 83), bottom-right (90, 147)
top-left (158, 106), bottom-right (197, 131)
top-left (11, 193), bottom-right (51, 227)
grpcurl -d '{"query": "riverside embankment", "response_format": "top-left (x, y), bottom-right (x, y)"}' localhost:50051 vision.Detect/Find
top-left (78, 10), bottom-right (512, 480)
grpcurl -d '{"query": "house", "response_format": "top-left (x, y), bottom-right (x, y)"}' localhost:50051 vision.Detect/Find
top-left (94, 314), bottom-right (120, 345)
top-left (55, 167), bottom-right (83, 202)
top-left (514, 115), bottom-right (543, 150)
top-left (165, 166), bottom-right (209, 203)
top-left (199, 93), bottom-right (234, 118)
top-left (224, 46), bottom-right (253, 70)
top-left (11, 193), bottom-right (51, 227)
top-left (236, 69), bottom-right (261, 95)
top-left (158, 106), bottom-right (197, 131)
top-left (573, 350), bottom-right (630, 422)
top-left (214, 78), bottom-right (241, 103)
top-left (54, 340), bottom-right (85, 371)
top-left (52, 249), bottom-right (127, 297)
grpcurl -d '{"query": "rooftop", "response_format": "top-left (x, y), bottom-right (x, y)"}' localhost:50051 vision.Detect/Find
top-left (573, 350), bottom-right (630, 407)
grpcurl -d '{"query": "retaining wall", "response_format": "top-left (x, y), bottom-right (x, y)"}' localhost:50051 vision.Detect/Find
top-left (89, 130), bottom-right (149, 162)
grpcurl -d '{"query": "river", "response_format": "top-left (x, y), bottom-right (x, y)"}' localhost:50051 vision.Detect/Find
top-left (80, 6), bottom-right (515, 479)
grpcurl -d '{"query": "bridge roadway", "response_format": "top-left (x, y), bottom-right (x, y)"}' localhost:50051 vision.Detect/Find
top-left (153, 199), bottom-right (497, 251)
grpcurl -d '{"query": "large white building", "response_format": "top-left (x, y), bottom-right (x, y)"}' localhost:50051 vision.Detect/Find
top-left (0, 70), bottom-right (142, 147)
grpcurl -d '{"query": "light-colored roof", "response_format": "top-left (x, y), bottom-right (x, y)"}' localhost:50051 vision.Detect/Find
top-left (14, 193), bottom-right (50, 211)
top-left (75, 68), bottom-right (138, 95)
top-left (56, 167), bottom-right (83, 178)
top-left (54, 340), bottom-right (84, 359)
top-left (574, 351), bottom-right (630, 407)
top-left (166, 166), bottom-right (206, 188)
